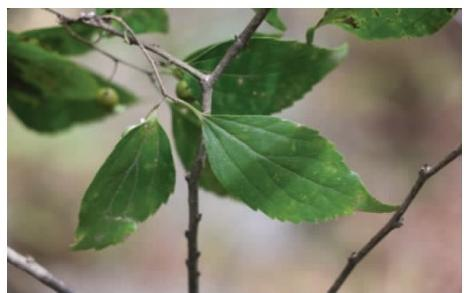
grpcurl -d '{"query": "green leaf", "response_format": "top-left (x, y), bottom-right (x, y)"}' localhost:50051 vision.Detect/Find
top-left (255, 8), bottom-right (287, 31)
top-left (19, 23), bottom-right (96, 55)
top-left (202, 115), bottom-right (396, 222)
top-left (97, 8), bottom-right (169, 34)
top-left (8, 31), bottom-right (137, 132)
top-left (179, 37), bottom-right (348, 115)
top-left (316, 8), bottom-right (458, 40)
top-left (73, 117), bottom-right (175, 250)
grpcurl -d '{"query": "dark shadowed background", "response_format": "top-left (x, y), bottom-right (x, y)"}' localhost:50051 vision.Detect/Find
top-left (7, 8), bottom-right (462, 293)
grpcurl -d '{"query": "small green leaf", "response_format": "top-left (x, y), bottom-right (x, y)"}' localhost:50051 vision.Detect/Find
top-left (8, 31), bottom-right (137, 132)
top-left (255, 8), bottom-right (286, 31)
top-left (179, 37), bottom-right (348, 115)
top-left (316, 8), bottom-right (458, 40)
top-left (202, 115), bottom-right (396, 222)
top-left (97, 8), bottom-right (169, 33)
top-left (171, 104), bottom-right (228, 195)
top-left (19, 23), bottom-right (96, 55)
top-left (73, 117), bottom-right (175, 250)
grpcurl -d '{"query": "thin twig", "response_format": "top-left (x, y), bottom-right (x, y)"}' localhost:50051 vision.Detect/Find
top-left (327, 144), bottom-right (462, 293)
top-left (44, 8), bottom-right (207, 82)
top-left (184, 8), bottom-right (270, 293)
top-left (100, 15), bottom-right (168, 108)
top-left (8, 246), bottom-right (74, 293)
top-left (62, 23), bottom-right (153, 76)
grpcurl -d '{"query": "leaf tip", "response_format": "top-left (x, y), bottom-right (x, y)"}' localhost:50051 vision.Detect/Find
top-left (357, 194), bottom-right (398, 213)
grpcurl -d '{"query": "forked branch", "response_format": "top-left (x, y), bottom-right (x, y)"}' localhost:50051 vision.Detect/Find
top-left (327, 144), bottom-right (462, 293)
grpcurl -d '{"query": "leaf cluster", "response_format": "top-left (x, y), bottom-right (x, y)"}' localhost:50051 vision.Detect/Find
top-left (7, 8), bottom-right (457, 249)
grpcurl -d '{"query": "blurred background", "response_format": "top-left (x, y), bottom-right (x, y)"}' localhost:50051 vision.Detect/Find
top-left (7, 8), bottom-right (462, 293)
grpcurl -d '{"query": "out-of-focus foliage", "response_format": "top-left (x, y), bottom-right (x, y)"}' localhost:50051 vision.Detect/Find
top-left (7, 32), bottom-right (137, 132)
top-left (19, 23), bottom-right (96, 55)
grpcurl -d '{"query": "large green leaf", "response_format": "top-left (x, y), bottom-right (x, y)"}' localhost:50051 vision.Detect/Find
top-left (19, 23), bottom-right (96, 55)
top-left (316, 8), bottom-right (458, 40)
top-left (8, 31), bottom-right (137, 132)
top-left (179, 37), bottom-right (347, 115)
top-left (97, 8), bottom-right (168, 34)
top-left (73, 117), bottom-right (175, 250)
top-left (202, 115), bottom-right (396, 222)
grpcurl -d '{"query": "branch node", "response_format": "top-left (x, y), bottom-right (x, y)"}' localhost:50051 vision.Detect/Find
top-left (393, 217), bottom-right (404, 228)
top-left (348, 252), bottom-right (357, 262)
top-left (25, 255), bottom-right (35, 263)
top-left (419, 164), bottom-right (432, 176)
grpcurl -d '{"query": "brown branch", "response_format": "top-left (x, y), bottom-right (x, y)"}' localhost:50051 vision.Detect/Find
top-left (8, 246), bottom-right (74, 293)
top-left (44, 8), bottom-right (207, 82)
top-left (327, 144), bottom-right (462, 293)
top-left (184, 8), bottom-right (270, 293)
